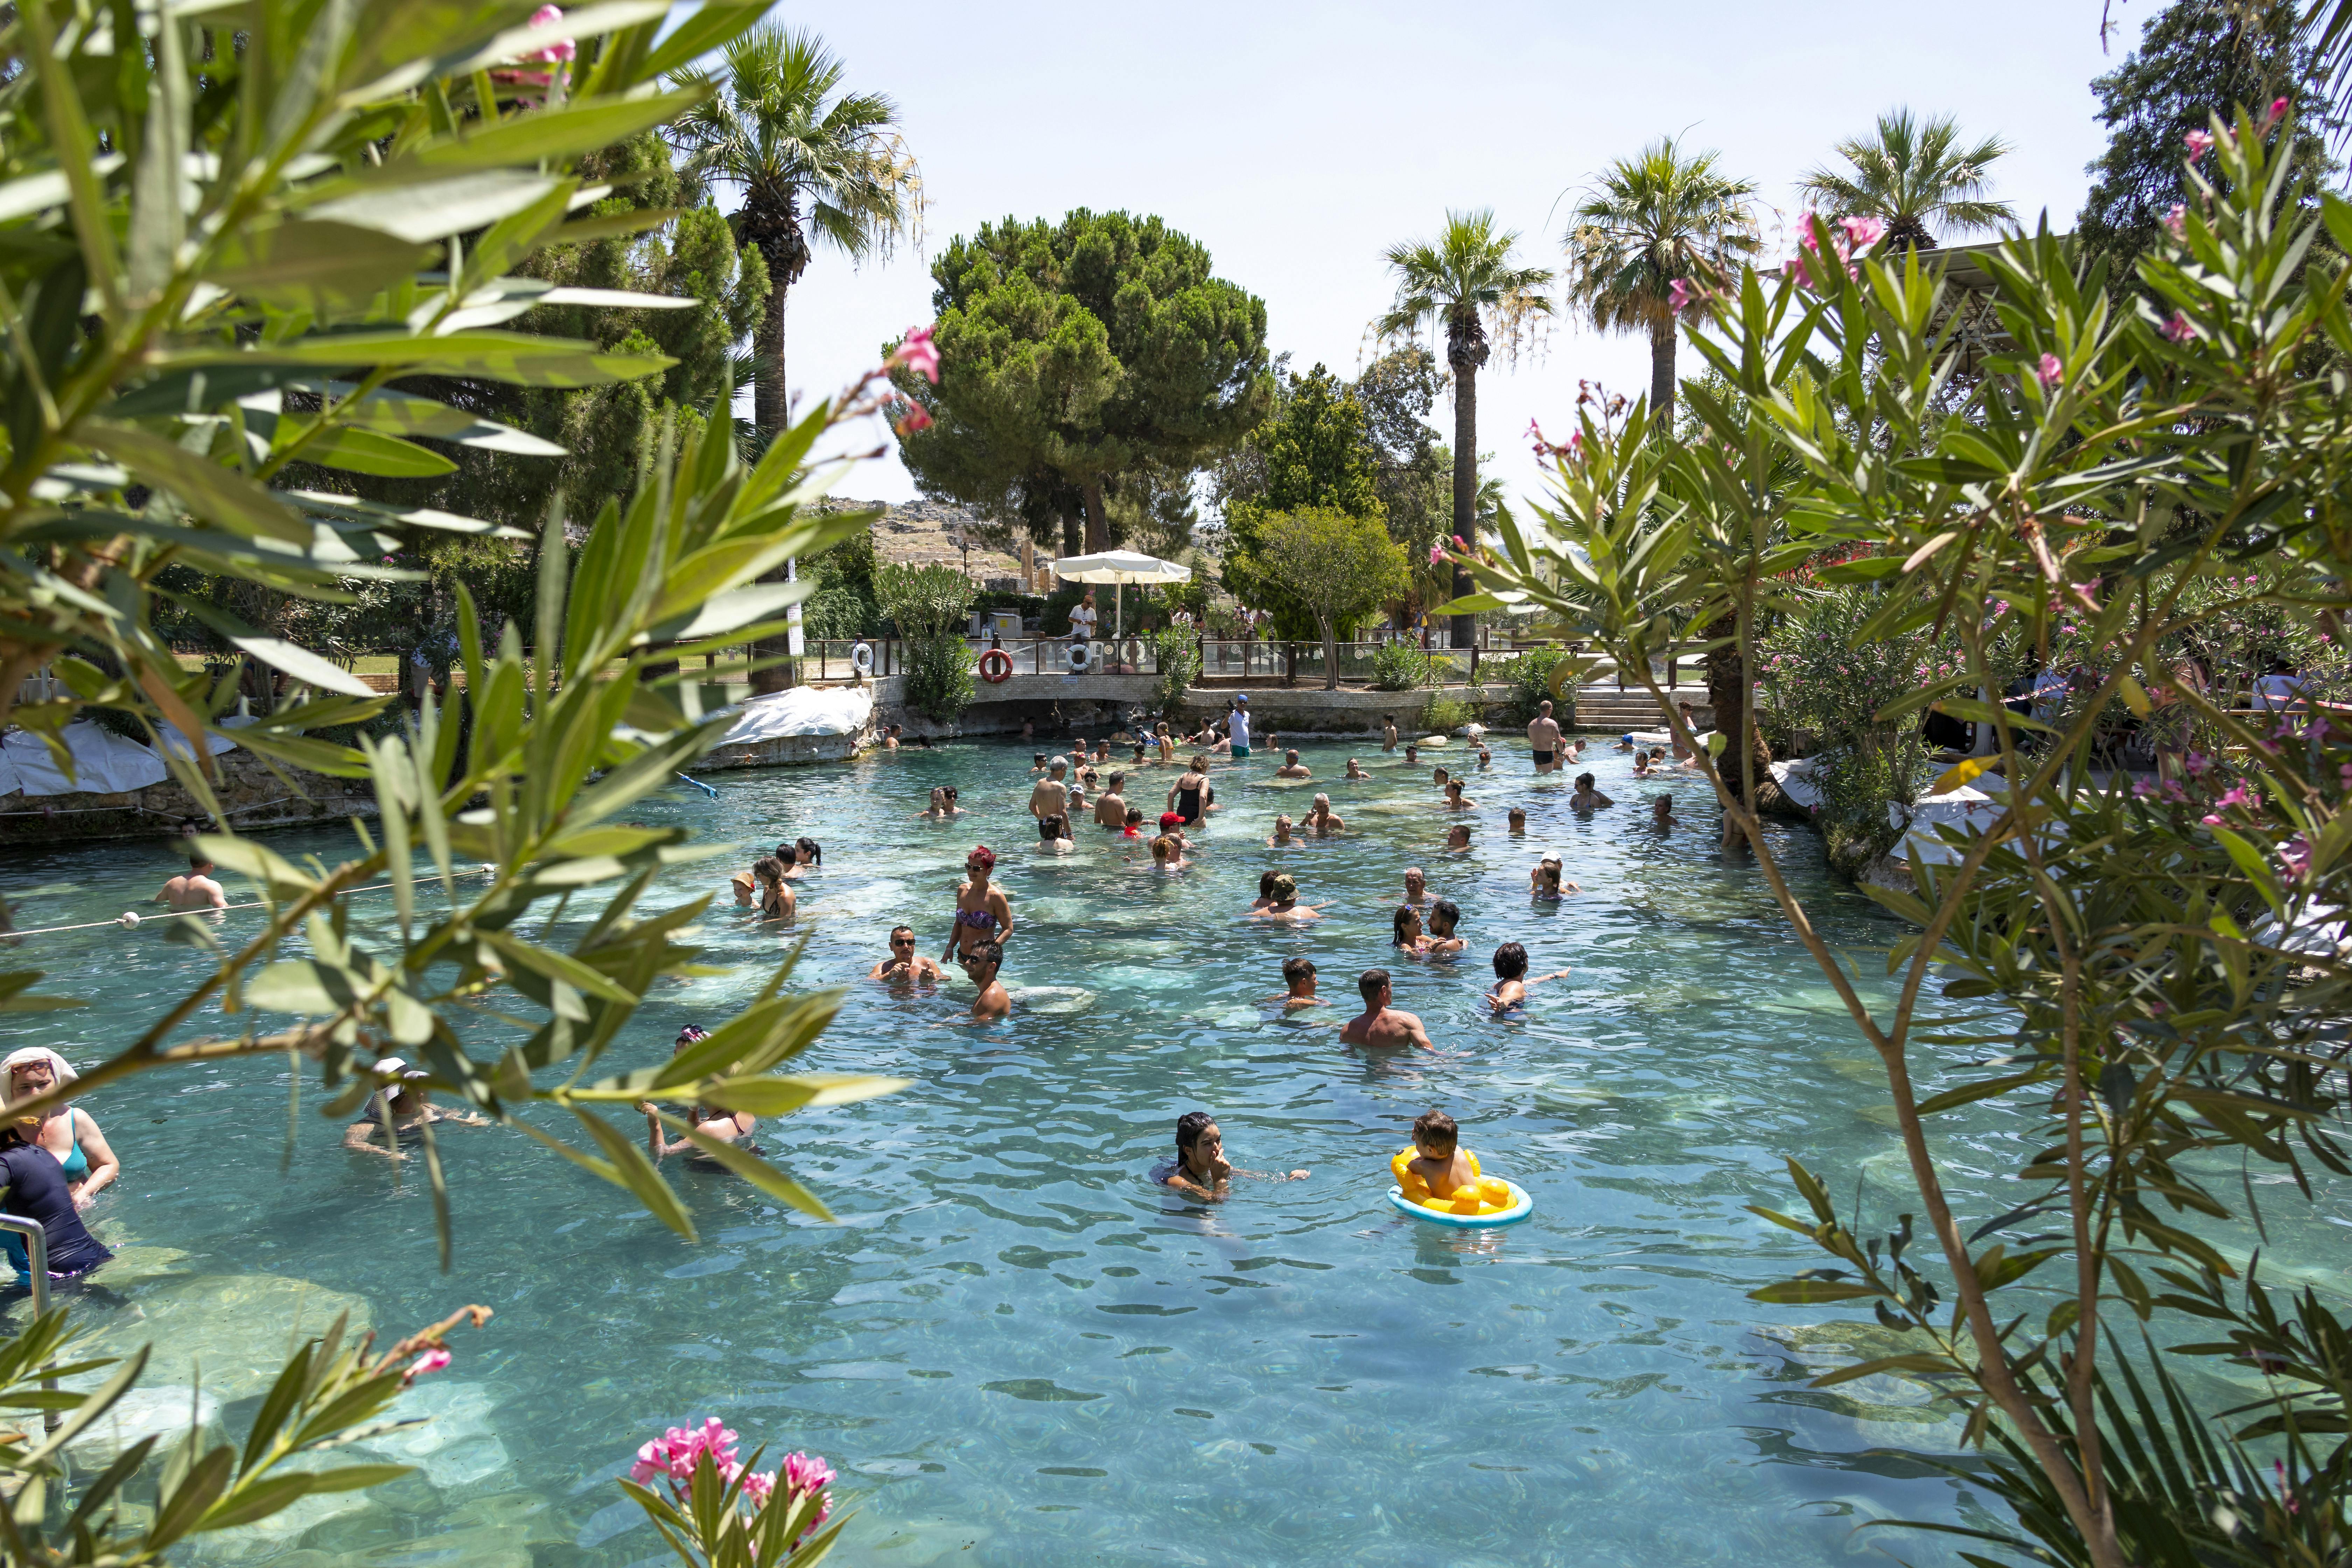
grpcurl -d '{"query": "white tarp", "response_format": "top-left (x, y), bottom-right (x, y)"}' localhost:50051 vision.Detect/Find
top-left (718, 685), bottom-right (873, 746)
top-left (0, 719), bottom-right (239, 798)
top-left (1771, 756), bottom-right (1825, 811)
top-left (1890, 784), bottom-right (2007, 868)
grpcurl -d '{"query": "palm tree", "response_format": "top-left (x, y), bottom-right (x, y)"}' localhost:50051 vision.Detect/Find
top-left (1561, 138), bottom-right (1757, 426)
top-left (673, 26), bottom-right (922, 439)
top-left (1798, 109), bottom-right (2014, 253)
top-left (1380, 211), bottom-right (1553, 649)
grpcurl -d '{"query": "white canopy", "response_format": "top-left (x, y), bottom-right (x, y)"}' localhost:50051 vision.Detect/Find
top-left (1050, 551), bottom-right (1191, 586)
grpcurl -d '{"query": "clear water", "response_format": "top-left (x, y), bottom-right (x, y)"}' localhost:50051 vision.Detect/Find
top-left (3, 735), bottom-right (2339, 1565)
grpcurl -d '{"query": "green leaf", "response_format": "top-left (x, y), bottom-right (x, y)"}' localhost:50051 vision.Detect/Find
top-left (1808, 1353), bottom-right (1953, 1387)
top-left (1928, 756), bottom-right (1995, 797)
top-left (1915, 1070), bottom-right (2044, 1116)
top-left (478, 931), bottom-right (636, 1004)
top-left (293, 1463), bottom-right (415, 1493)
top-left (197, 1472), bottom-right (319, 1532)
top-left (195, 834), bottom-right (320, 892)
top-left (404, 90), bottom-right (702, 170)
top-left (164, 332), bottom-right (674, 388)
top-left (287, 425), bottom-right (458, 478)
top-left (701, 1072), bottom-right (910, 1117)
top-left (202, 220), bottom-right (437, 314)
top-left (672, 1119), bottom-right (834, 1219)
top-left (569, 1107), bottom-right (696, 1241)
top-left (229, 638), bottom-right (379, 698)
top-left (305, 169), bottom-right (564, 244)
top-left (85, 423), bottom-right (309, 544)
top-left (1748, 1280), bottom-right (1883, 1304)
top-left (245, 959), bottom-right (368, 1015)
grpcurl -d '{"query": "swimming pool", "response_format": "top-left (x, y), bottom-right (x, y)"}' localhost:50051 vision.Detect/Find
top-left (5, 734), bottom-right (2335, 1565)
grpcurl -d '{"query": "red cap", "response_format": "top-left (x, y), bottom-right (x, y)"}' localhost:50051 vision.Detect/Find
top-left (1159, 812), bottom-right (1183, 828)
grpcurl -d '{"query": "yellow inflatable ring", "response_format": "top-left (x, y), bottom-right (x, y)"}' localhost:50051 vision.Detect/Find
top-left (1387, 1147), bottom-right (1526, 1225)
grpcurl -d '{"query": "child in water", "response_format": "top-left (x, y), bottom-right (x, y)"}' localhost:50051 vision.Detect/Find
top-left (1404, 1110), bottom-right (1477, 1199)
top-left (1486, 941), bottom-right (1572, 1011)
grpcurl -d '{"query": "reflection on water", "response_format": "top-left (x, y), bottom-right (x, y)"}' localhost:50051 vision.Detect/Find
top-left (6, 736), bottom-right (2341, 1564)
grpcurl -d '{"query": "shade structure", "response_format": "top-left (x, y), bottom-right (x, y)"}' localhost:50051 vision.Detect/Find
top-left (1050, 551), bottom-right (1191, 643)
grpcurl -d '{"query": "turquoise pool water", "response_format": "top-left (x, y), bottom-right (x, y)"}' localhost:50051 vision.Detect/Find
top-left (3, 734), bottom-right (2336, 1565)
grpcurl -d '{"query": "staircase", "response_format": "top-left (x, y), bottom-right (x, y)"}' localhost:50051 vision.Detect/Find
top-left (1570, 684), bottom-right (1714, 733)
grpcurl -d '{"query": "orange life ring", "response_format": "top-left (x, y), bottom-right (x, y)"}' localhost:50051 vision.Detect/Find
top-left (979, 649), bottom-right (1014, 684)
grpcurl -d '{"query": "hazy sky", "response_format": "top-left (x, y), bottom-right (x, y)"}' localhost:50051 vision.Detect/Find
top-left (765, 0), bottom-right (2128, 526)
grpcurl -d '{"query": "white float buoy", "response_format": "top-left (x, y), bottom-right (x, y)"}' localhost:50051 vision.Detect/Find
top-left (117, 911), bottom-right (140, 928)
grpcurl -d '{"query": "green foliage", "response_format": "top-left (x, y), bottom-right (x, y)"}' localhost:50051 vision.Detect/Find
top-left (1247, 507), bottom-right (1408, 690)
top-left (1368, 640), bottom-right (1433, 691)
top-left (876, 562), bottom-right (976, 720)
top-left (1353, 347), bottom-right (1451, 543)
top-left (1423, 693), bottom-right (1473, 733)
top-left (1498, 644), bottom-right (1580, 724)
top-left (800, 522), bottom-right (881, 638)
top-left (1220, 364), bottom-right (1387, 636)
top-left (895, 209), bottom-right (1272, 553)
top-left (1797, 109), bottom-right (2016, 251)
top-left (1454, 102), bottom-right (2352, 1568)
top-left (1151, 626), bottom-right (1202, 717)
top-left (2078, 0), bottom-right (2335, 292)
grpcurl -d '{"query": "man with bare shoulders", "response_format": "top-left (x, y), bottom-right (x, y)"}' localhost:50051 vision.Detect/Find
top-left (1305, 793), bottom-right (1345, 836)
top-left (870, 925), bottom-right (945, 984)
top-left (156, 854), bottom-right (226, 912)
top-left (1093, 772), bottom-right (1129, 828)
top-left (1528, 699), bottom-right (1563, 774)
top-left (1339, 968), bottom-right (1435, 1050)
top-left (1030, 759), bottom-right (1070, 825)
top-left (1274, 749), bottom-right (1311, 779)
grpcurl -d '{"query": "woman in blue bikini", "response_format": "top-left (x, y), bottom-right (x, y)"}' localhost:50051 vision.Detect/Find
top-left (942, 845), bottom-right (1016, 962)
top-left (0, 1049), bottom-right (118, 1210)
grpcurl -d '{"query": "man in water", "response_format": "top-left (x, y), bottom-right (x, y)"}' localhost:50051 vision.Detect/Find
top-left (958, 939), bottom-right (1011, 1020)
top-left (1507, 806), bottom-right (1527, 835)
top-left (1344, 757), bottom-right (1368, 779)
top-left (1226, 694), bottom-right (1253, 758)
top-left (1486, 941), bottom-right (1573, 1011)
top-left (1275, 748), bottom-right (1311, 779)
top-left (870, 925), bottom-right (944, 984)
top-left (1404, 743), bottom-right (1419, 766)
top-left (1400, 866), bottom-right (1431, 908)
top-left (1305, 794), bottom-right (1346, 836)
top-left (1030, 760), bottom-right (1070, 825)
top-left (1250, 873), bottom-right (1321, 922)
top-left (156, 854), bottom-right (227, 912)
top-left (1528, 699), bottom-right (1563, 774)
top-left (1094, 772), bottom-right (1129, 828)
top-left (1275, 955), bottom-right (1326, 1009)
top-left (1444, 823), bottom-right (1472, 853)
top-left (1382, 715), bottom-right (1399, 752)
top-left (1339, 968), bottom-right (1435, 1050)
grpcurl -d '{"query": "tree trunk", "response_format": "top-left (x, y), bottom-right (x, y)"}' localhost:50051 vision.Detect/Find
top-left (756, 278), bottom-right (789, 440)
top-left (1081, 478), bottom-right (1111, 554)
top-left (1651, 317), bottom-right (1677, 428)
top-left (1059, 505), bottom-right (1083, 559)
top-left (1701, 611), bottom-right (1786, 821)
top-left (1321, 619), bottom-right (1341, 690)
top-left (1447, 318), bottom-right (1484, 650)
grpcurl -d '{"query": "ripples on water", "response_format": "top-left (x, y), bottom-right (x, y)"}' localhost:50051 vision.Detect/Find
top-left (5, 735), bottom-right (2341, 1564)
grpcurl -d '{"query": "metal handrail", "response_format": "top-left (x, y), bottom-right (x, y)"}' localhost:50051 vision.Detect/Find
top-left (0, 1215), bottom-right (58, 1431)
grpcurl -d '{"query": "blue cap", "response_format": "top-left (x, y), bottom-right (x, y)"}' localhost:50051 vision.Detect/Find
top-left (1233, 693), bottom-right (1248, 704)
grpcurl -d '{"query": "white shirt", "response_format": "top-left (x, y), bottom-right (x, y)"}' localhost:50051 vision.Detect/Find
top-left (1228, 709), bottom-right (1251, 749)
top-left (1070, 603), bottom-right (1097, 638)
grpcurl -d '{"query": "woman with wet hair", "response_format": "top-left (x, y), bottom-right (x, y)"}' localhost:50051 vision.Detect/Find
top-left (1159, 1111), bottom-right (1308, 1197)
top-left (751, 856), bottom-right (795, 921)
top-left (638, 1026), bottom-right (758, 1162)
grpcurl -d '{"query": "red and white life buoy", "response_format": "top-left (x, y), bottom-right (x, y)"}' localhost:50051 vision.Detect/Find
top-left (979, 649), bottom-right (1014, 684)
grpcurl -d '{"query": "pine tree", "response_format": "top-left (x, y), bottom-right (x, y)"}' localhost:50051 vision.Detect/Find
top-left (2078, 0), bottom-right (2333, 288)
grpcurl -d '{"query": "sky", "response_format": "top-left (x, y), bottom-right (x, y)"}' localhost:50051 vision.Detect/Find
top-left (758, 0), bottom-right (2129, 531)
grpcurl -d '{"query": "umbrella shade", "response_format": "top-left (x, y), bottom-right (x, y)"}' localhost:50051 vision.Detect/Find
top-left (1050, 551), bottom-right (1191, 585)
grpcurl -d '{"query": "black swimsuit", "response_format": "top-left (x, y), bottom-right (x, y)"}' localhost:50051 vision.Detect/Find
top-left (1175, 778), bottom-right (1203, 823)
top-left (0, 1143), bottom-right (111, 1276)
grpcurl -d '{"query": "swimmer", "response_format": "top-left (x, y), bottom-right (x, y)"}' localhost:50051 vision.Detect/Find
top-left (1021, 717), bottom-right (1036, 741)
top-left (0, 1133), bottom-right (110, 1278)
top-left (1392, 903), bottom-right (1431, 955)
top-left (729, 860), bottom-right (759, 906)
top-left (1094, 773), bottom-right (1129, 828)
top-left (1145, 834), bottom-right (1191, 872)
top-left (1131, 742), bottom-right (1150, 767)
top-left (1167, 757), bottom-right (1209, 826)
top-left (1632, 751), bottom-right (1651, 778)
top-left (1269, 814), bottom-right (1294, 847)
top-left (1345, 757), bottom-right (1368, 780)
top-left (1162, 1110), bottom-right (1308, 1197)
top-left (1251, 873), bottom-right (1321, 922)
top-left (914, 786), bottom-right (963, 820)
top-left (1507, 806), bottom-right (1527, 836)
top-left (883, 724), bottom-right (902, 750)
top-left (156, 854), bottom-right (226, 912)
top-left (1444, 823), bottom-right (1472, 853)
top-left (1672, 702), bottom-right (1699, 762)
top-left (638, 1026), bottom-right (758, 1159)
top-left (0, 1048), bottom-right (118, 1212)
top-left (870, 925), bottom-right (945, 983)
top-left (751, 856), bottom-right (796, 921)
top-left (1402, 1109), bottom-right (1477, 1199)
top-left (1248, 870), bottom-right (1278, 913)
top-left (1400, 866), bottom-right (1431, 908)
top-left (1339, 968), bottom-right (1435, 1050)
top-left (1274, 956), bottom-right (1326, 1009)
top-left (1476, 743), bottom-right (1493, 769)
top-left (1443, 779), bottom-right (1475, 810)
top-left (1305, 794), bottom-right (1346, 836)
top-left (1404, 743), bottom-right (1420, 765)
top-left (1433, 765), bottom-right (1449, 790)
top-left (1067, 782), bottom-right (1086, 819)
top-left (787, 837), bottom-right (822, 877)
top-left (1154, 721), bottom-right (1176, 762)
top-left (1382, 715), bottom-right (1400, 751)
top-left (1093, 742), bottom-right (1111, 766)
top-left (1528, 851), bottom-right (1583, 896)
top-left (1122, 805), bottom-right (1145, 839)
top-left (1424, 898), bottom-right (1466, 955)
top-left (1613, 733), bottom-right (1636, 753)
top-left (1156, 811), bottom-right (1190, 850)
top-left (1560, 737), bottom-right (1585, 764)
top-left (1275, 749), bottom-right (1311, 779)
top-left (1487, 942), bottom-right (1573, 1010)
top-left (944, 846), bottom-right (1014, 960)
top-left (953, 939), bottom-right (1010, 1020)
top-left (1528, 699), bottom-right (1563, 774)
top-left (1031, 760), bottom-right (1071, 824)
top-left (344, 1058), bottom-right (490, 1161)
top-left (1037, 814), bottom-right (1075, 854)
top-left (1653, 793), bottom-right (1678, 830)
top-left (1030, 753), bottom-right (1052, 776)
top-left (1570, 773), bottom-right (1615, 811)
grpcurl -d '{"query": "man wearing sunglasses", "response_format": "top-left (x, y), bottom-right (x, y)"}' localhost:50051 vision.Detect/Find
top-left (869, 924), bottom-right (945, 985)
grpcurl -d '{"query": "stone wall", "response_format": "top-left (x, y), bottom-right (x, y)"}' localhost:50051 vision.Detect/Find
top-left (0, 747), bottom-right (377, 846)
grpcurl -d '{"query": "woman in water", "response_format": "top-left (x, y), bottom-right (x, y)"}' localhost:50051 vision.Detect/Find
top-left (914, 787), bottom-right (961, 820)
top-left (1037, 815), bottom-right (1075, 854)
top-left (1443, 779), bottom-right (1475, 810)
top-left (0, 1048), bottom-right (119, 1212)
top-left (343, 1059), bottom-right (492, 1161)
top-left (792, 838), bottom-right (822, 873)
top-left (943, 845), bottom-right (1015, 960)
top-left (751, 856), bottom-right (796, 922)
top-left (1392, 903), bottom-right (1431, 955)
top-left (1145, 834), bottom-right (1190, 872)
top-left (638, 1026), bottom-right (758, 1162)
top-left (1167, 757), bottom-right (1209, 826)
top-left (1160, 1110), bottom-right (1308, 1197)
top-left (0, 1135), bottom-right (109, 1280)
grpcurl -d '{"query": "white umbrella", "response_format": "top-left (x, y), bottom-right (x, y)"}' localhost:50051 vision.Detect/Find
top-left (1051, 551), bottom-right (1192, 640)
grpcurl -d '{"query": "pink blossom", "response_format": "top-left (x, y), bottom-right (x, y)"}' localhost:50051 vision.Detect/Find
top-left (1785, 253), bottom-right (1814, 291)
top-left (2215, 782), bottom-right (2261, 811)
top-left (1668, 276), bottom-right (1694, 314)
top-left (629, 1418), bottom-right (742, 1487)
top-left (2185, 130), bottom-right (2215, 163)
top-left (2161, 312), bottom-right (2195, 343)
top-left (1838, 215), bottom-right (1886, 250)
top-left (1568, 430), bottom-right (1584, 460)
top-left (1429, 543), bottom-right (1447, 566)
top-left (1451, 534), bottom-right (1467, 552)
top-left (2202, 813), bottom-right (2225, 826)
top-left (741, 1471), bottom-right (776, 1504)
top-left (783, 1451), bottom-right (835, 1495)
top-left (2164, 203), bottom-right (2187, 240)
top-left (2162, 780), bottom-right (2190, 804)
top-left (2133, 779), bottom-right (2156, 799)
top-left (492, 4), bottom-right (574, 88)
top-left (888, 324), bottom-right (940, 384)
top-left (2036, 353), bottom-right (2063, 388)
top-left (401, 1348), bottom-right (451, 1386)
top-left (2280, 834), bottom-right (2312, 878)
top-left (2185, 751), bottom-right (2211, 776)
top-left (2338, 762), bottom-right (2352, 788)
top-left (895, 401), bottom-right (934, 436)
top-left (2261, 96), bottom-right (2291, 135)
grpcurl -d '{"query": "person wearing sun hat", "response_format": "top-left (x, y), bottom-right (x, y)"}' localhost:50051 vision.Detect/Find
top-left (1249, 872), bottom-right (1321, 923)
top-left (342, 1058), bottom-right (490, 1162)
top-left (0, 1047), bottom-right (117, 1213)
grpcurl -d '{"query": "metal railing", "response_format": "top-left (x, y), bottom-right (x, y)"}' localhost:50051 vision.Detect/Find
top-left (0, 1216), bottom-right (58, 1432)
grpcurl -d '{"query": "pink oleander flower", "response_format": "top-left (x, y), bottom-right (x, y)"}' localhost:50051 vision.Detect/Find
top-left (2036, 353), bottom-right (2063, 388)
top-left (783, 1451), bottom-right (835, 1495)
top-left (2203, 813), bottom-right (2225, 826)
top-left (2133, 779), bottom-right (2157, 799)
top-left (492, 4), bottom-right (574, 89)
top-left (741, 1471), bottom-right (776, 1505)
top-left (402, 1347), bottom-right (451, 1386)
top-left (2261, 96), bottom-right (2291, 135)
top-left (2162, 780), bottom-right (2190, 804)
top-left (2185, 750), bottom-right (2211, 776)
top-left (1451, 534), bottom-right (1467, 552)
top-left (2185, 130), bottom-right (2215, 163)
top-left (2281, 834), bottom-right (2313, 878)
top-left (1568, 430), bottom-right (1584, 460)
top-left (1786, 253), bottom-right (1814, 291)
top-left (888, 324), bottom-right (940, 384)
top-left (630, 1418), bottom-right (742, 1488)
top-left (2161, 311), bottom-right (2195, 343)
top-left (1429, 543), bottom-right (1446, 565)
top-left (894, 401), bottom-right (934, 436)
top-left (2215, 782), bottom-right (2262, 811)
top-left (1668, 277), bottom-right (1694, 314)
top-left (1839, 214), bottom-right (1886, 250)
top-left (2339, 761), bottom-right (2352, 788)
top-left (2164, 203), bottom-right (2187, 239)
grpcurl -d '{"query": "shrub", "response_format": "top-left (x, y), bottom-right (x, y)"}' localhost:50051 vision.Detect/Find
top-left (1423, 694), bottom-right (1473, 733)
top-left (1501, 645), bottom-right (1579, 724)
top-left (1151, 627), bottom-right (1201, 716)
top-left (877, 564), bottom-right (978, 723)
top-left (1369, 640), bottom-right (1432, 691)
